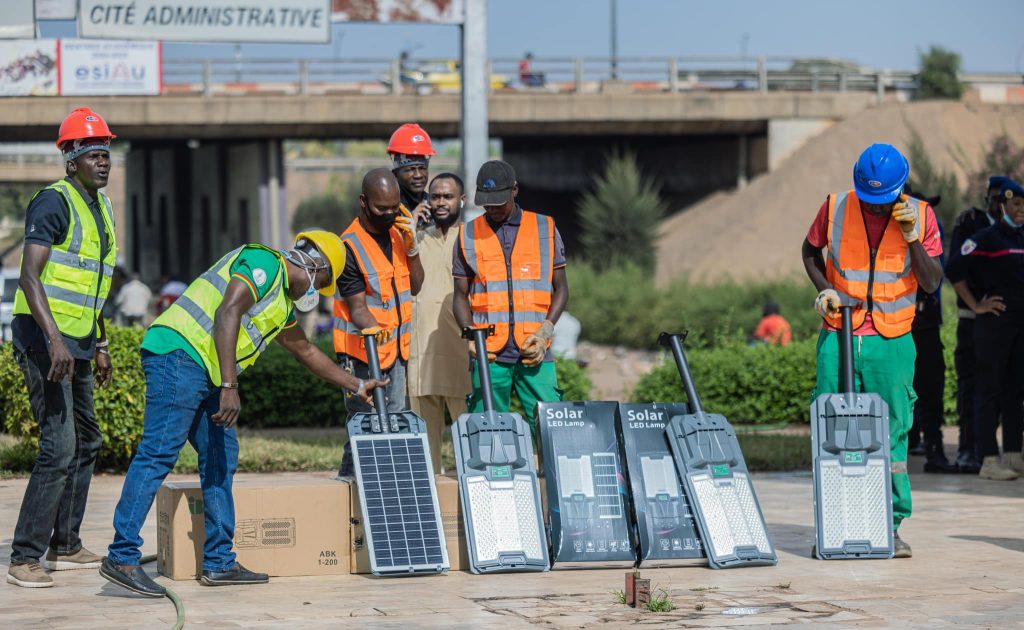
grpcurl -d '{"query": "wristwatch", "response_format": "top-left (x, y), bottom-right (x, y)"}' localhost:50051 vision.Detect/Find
top-left (221, 382), bottom-right (239, 390)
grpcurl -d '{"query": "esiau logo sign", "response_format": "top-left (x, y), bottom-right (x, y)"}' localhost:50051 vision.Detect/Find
top-left (58, 39), bottom-right (163, 96)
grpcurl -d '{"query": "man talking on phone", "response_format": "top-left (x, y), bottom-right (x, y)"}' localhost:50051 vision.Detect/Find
top-left (387, 123), bottom-right (435, 227)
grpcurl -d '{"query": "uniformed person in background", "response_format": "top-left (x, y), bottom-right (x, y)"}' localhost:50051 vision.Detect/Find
top-left (945, 178), bottom-right (1024, 481)
top-left (947, 175), bottom-right (1015, 473)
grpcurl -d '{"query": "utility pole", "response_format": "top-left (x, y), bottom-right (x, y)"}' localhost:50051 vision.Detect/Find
top-left (461, 0), bottom-right (488, 220)
top-left (610, 0), bottom-right (619, 80)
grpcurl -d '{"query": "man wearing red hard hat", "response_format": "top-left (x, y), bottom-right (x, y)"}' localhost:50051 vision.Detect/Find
top-left (6, 108), bottom-right (118, 589)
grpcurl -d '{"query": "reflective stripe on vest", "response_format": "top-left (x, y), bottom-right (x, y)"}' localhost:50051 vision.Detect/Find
top-left (150, 245), bottom-right (291, 385)
top-left (12, 180), bottom-right (118, 338)
top-left (332, 220), bottom-right (413, 369)
top-left (460, 210), bottom-right (554, 354)
top-left (824, 189), bottom-right (922, 337)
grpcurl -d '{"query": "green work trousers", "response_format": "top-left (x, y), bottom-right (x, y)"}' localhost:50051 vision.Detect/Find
top-left (468, 360), bottom-right (561, 435)
top-left (813, 329), bottom-right (915, 530)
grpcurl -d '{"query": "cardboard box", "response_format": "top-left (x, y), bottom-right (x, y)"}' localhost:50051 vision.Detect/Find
top-left (350, 475), bottom-right (469, 573)
top-left (537, 401), bottom-right (637, 568)
top-left (157, 477), bottom-right (350, 580)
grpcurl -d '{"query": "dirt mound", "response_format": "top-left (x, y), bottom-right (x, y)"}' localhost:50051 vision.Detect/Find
top-left (656, 100), bottom-right (1024, 283)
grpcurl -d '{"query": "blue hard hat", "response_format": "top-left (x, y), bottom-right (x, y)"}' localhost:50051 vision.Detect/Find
top-left (853, 144), bottom-right (910, 204)
top-left (988, 175), bottom-right (1009, 191)
top-left (1000, 178), bottom-right (1024, 200)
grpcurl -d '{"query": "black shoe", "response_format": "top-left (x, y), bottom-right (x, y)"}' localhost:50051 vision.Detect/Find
top-left (99, 557), bottom-right (166, 598)
top-left (200, 562), bottom-right (268, 586)
top-left (923, 442), bottom-right (958, 473)
top-left (956, 451), bottom-right (981, 474)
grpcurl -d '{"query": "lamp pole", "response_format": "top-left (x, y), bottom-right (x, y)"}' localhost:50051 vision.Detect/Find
top-left (610, 0), bottom-right (619, 80)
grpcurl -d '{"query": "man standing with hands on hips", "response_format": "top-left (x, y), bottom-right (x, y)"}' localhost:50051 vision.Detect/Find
top-left (801, 143), bottom-right (943, 558)
top-left (453, 160), bottom-right (569, 436)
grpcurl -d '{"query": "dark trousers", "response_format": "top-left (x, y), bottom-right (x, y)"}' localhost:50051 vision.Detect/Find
top-left (911, 326), bottom-right (945, 445)
top-left (973, 316), bottom-right (1024, 459)
top-left (954, 318), bottom-right (977, 455)
top-left (10, 351), bottom-right (101, 565)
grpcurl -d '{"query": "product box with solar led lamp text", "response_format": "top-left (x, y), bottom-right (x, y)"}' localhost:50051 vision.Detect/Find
top-left (617, 402), bottom-right (705, 566)
top-left (156, 477), bottom-right (350, 580)
top-left (537, 401), bottom-right (637, 568)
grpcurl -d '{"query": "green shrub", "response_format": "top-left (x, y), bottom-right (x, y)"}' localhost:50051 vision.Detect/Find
top-left (567, 263), bottom-right (820, 349)
top-left (631, 318), bottom-right (960, 426)
top-left (237, 338), bottom-right (347, 428)
top-left (631, 338), bottom-right (818, 424)
top-left (2, 325), bottom-right (148, 469)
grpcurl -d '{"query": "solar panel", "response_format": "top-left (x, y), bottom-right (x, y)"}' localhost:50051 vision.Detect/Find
top-left (351, 433), bottom-right (449, 575)
top-left (592, 453), bottom-right (624, 519)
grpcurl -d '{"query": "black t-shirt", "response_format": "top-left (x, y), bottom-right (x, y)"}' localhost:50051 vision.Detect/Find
top-left (337, 230), bottom-right (394, 298)
top-left (13, 178), bottom-right (112, 360)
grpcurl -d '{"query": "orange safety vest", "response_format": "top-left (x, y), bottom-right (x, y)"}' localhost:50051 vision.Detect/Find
top-left (460, 210), bottom-right (555, 355)
top-left (333, 219), bottom-right (412, 369)
top-left (824, 189), bottom-right (925, 338)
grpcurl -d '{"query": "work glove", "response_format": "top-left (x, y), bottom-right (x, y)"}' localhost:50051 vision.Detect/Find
top-left (891, 194), bottom-right (919, 243)
top-left (361, 326), bottom-right (392, 344)
top-left (394, 207), bottom-right (419, 256)
top-left (814, 289), bottom-right (841, 319)
top-left (520, 320), bottom-right (555, 367)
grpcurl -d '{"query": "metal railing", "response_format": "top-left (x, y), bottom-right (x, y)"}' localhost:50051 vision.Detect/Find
top-left (158, 55), bottom-right (1020, 99)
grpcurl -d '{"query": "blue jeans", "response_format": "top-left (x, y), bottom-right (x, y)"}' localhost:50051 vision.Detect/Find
top-left (108, 350), bottom-right (239, 571)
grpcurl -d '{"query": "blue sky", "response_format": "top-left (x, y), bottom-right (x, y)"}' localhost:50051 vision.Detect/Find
top-left (40, 0), bottom-right (1024, 73)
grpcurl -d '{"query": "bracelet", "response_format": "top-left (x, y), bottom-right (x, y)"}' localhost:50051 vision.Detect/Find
top-left (221, 382), bottom-right (239, 390)
top-left (96, 340), bottom-right (110, 348)
top-left (353, 378), bottom-right (365, 396)
top-left (97, 348), bottom-right (110, 355)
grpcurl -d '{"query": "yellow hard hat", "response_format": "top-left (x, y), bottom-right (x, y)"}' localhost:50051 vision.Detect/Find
top-left (294, 229), bottom-right (346, 296)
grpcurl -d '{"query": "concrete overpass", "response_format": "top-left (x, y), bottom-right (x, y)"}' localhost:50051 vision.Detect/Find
top-left (0, 90), bottom-right (875, 282)
top-left (0, 91), bottom-right (873, 141)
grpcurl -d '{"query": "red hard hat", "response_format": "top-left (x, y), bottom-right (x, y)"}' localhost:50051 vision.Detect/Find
top-left (387, 123), bottom-right (436, 157)
top-left (56, 108), bottom-right (116, 149)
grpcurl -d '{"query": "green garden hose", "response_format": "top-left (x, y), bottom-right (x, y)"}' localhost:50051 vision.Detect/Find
top-left (139, 554), bottom-right (185, 630)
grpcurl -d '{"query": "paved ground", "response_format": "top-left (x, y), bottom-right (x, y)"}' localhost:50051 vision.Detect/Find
top-left (1, 452), bottom-right (1023, 629)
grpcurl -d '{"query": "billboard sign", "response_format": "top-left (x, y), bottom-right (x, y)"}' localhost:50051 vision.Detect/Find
top-left (79, 0), bottom-right (331, 42)
top-left (0, 40), bottom-right (58, 95)
top-left (0, 0), bottom-right (35, 39)
top-left (37, 0), bottom-right (78, 20)
top-left (59, 39), bottom-right (162, 96)
top-left (331, 0), bottom-right (463, 24)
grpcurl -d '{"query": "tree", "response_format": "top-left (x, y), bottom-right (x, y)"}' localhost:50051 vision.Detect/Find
top-left (916, 46), bottom-right (965, 100)
top-left (963, 135), bottom-right (1024, 204)
top-left (577, 151), bottom-right (667, 274)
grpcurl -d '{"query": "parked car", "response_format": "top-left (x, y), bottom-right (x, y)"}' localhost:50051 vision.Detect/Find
top-left (0, 268), bottom-right (17, 343)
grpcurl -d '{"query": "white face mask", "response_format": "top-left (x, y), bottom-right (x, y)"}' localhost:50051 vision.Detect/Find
top-left (294, 266), bottom-right (319, 312)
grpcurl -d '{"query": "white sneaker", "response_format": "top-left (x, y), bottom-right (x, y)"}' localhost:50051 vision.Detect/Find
top-left (1003, 452), bottom-right (1024, 474)
top-left (979, 456), bottom-right (1019, 481)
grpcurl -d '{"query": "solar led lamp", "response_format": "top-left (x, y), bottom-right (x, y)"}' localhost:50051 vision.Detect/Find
top-left (811, 306), bottom-right (894, 560)
top-left (346, 332), bottom-right (449, 577)
top-left (556, 454), bottom-right (597, 526)
top-left (659, 332), bottom-right (778, 570)
top-left (638, 454), bottom-right (685, 532)
top-left (452, 326), bottom-right (549, 574)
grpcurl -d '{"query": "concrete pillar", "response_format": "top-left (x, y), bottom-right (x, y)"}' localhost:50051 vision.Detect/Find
top-left (258, 139), bottom-right (287, 249)
top-left (737, 134), bottom-right (749, 189)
